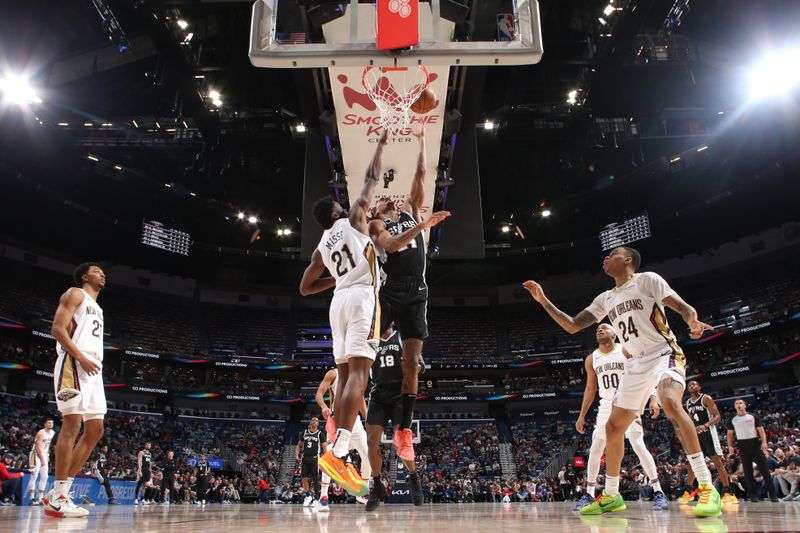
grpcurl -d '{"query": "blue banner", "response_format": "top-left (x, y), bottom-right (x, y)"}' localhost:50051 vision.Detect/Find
top-left (20, 474), bottom-right (137, 505)
top-left (185, 457), bottom-right (224, 470)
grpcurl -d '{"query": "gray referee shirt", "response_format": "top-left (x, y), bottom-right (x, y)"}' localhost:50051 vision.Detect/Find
top-left (726, 413), bottom-right (760, 442)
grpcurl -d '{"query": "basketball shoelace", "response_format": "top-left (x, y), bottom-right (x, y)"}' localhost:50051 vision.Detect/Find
top-left (696, 487), bottom-right (711, 504)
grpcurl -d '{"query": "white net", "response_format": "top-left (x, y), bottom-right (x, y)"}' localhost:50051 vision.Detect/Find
top-left (362, 66), bottom-right (430, 134)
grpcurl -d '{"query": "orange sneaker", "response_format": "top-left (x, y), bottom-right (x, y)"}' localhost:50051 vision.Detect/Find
top-left (393, 428), bottom-right (415, 461)
top-left (318, 450), bottom-right (368, 497)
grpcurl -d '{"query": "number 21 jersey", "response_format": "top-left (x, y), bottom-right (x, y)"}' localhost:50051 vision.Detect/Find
top-left (317, 218), bottom-right (378, 293)
top-left (585, 272), bottom-right (684, 364)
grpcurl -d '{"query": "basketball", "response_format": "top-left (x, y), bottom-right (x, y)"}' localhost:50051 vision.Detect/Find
top-left (410, 87), bottom-right (438, 114)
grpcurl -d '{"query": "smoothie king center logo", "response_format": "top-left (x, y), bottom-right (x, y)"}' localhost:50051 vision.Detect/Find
top-left (335, 71), bottom-right (440, 136)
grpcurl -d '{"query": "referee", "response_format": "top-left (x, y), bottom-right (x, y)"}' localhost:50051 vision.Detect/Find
top-left (725, 399), bottom-right (778, 502)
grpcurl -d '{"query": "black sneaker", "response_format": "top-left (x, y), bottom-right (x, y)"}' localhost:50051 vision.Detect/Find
top-left (366, 480), bottom-right (387, 512)
top-left (408, 472), bottom-right (423, 506)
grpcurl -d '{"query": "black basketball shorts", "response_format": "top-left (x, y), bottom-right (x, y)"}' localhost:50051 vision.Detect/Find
top-left (366, 389), bottom-right (404, 428)
top-left (301, 460), bottom-right (319, 478)
top-left (379, 279), bottom-right (428, 340)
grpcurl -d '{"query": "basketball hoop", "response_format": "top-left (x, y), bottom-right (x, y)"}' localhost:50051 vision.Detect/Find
top-left (362, 66), bottom-right (430, 134)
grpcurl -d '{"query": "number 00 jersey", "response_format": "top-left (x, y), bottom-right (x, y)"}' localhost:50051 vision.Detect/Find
top-left (592, 344), bottom-right (626, 407)
top-left (585, 272), bottom-right (685, 367)
top-left (56, 288), bottom-right (104, 360)
top-left (316, 218), bottom-right (379, 293)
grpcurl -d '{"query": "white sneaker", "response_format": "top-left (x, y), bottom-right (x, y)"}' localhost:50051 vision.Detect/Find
top-left (142, 500), bottom-right (150, 506)
top-left (42, 489), bottom-right (54, 506)
top-left (303, 495), bottom-right (313, 507)
top-left (44, 494), bottom-right (90, 518)
top-left (134, 498), bottom-right (139, 505)
top-left (356, 496), bottom-right (368, 504)
top-left (162, 501), bottom-right (171, 506)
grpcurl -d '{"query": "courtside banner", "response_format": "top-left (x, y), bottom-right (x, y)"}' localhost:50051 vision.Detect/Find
top-left (329, 64), bottom-right (449, 246)
top-left (21, 474), bottom-right (136, 505)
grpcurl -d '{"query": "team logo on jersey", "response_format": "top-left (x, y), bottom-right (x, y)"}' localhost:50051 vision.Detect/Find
top-left (57, 389), bottom-right (80, 402)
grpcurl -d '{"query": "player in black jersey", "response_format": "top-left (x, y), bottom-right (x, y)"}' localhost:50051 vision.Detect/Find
top-left (135, 442), bottom-right (152, 504)
top-left (680, 381), bottom-right (737, 503)
top-left (365, 324), bottom-right (425, 511)
top-left (91, 444), bottom-right (116, 504)
top-left (296, 417), bottom-right (326, 507)
top-left (369, 126), bottom-right (450, 463)
top-left (196, 454), bottom-right (211, 505)
top-left (161, 450), bottom-right (177, 505)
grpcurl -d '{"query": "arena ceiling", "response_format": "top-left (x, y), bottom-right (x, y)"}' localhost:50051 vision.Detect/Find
top-left (1, 0), bottom-right (799, 286)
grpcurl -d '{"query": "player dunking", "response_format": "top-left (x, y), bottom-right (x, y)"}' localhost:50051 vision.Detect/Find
top-left (369, 127), bottom-right (450, 461)
top-left (45, 262), bottom-right (107, 518)
top-left (314, 368), bottom-right (371, 507)
top-left (573, 324), bottom-right (667, 511)
top-left (365, 323), bottom-right (424, 511)
top-left (297, 417), bottom-right (326, 507)
top-left (27, 418), bottom-right (55, 505)
top-left (523, 247), bottom-right (723, 517)
top-left (679, 380), bottom-right (737, 504)
top-left (299, 130), bottom-right (387, 497)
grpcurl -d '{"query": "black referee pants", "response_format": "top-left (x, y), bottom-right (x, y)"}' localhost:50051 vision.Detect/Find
top-left (739, 440), bottom-right (777, 499)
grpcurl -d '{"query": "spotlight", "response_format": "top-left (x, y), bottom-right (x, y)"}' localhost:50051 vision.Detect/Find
top-left (165, 183), bottom-right (172, 188)
top-left (0, 75), bottom-right (41, 106)
top-left (183, 33), bottom-right (194, 43)
top-left (748, 48), bottom-right (800, 100)
top-left (212, 98), bottom-right (223, 107)
top-left (295, 123), bottom-right (306, 133)
top-left (670, 156), bottom-right (681, 163)
top-left (57, 122), bottom-right (69, 127)
top-left (541, 209), bottom-right (552, 217)
top-left (84, 122), bottom-right (93, 127)
top-left (567, 89), bottom-right (578, 105)
top-left (697, 145), bottom-right (709, 152)
top-left (248, 216), bottom-right (258, 224)
top-left (603, 4), bottom-right (615, 16)
top-left (501, 225), bottom-right (510, 233)
top-left (598, 17), bottom-right (608, 26)
top-left (277, 229), bottom-right (285, 236)
top-left (177, 19), bottom-right (189, 30)
top-left (483, 120), bottom-right (495, 130)
top-left (208, 90), bottom-right (221, 100)
top-left (113, 165), bottom-right (122, 170)
top-left (283, 228), bottom-right (292, 235)
top-left (237, 212), bottom-right (245, 220)
top-left (87, 155), bottom-right (99, 162)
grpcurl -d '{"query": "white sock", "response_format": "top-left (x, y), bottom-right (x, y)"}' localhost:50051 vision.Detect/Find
top-left (321, 482), bottom-right (329, 498)
top-left (67, 477), bottom-right (74, 491)
top-left (688, 453), bottom-right (712, 484)
top-left (332, 429), bottom-right (352, 458)
top-left (587, 483), bottom-right (596, 497)
top-left (605, 475), bottom-right (620, 497)
top-left (54, 480), bottom-right (70, 499)
top-left (651, 481), bottom-right (663, 494)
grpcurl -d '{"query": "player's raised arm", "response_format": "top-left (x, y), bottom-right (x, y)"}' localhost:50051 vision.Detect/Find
top-left (299, 249), bottom-right (336, 296)
top-left (349, 130), bottom-right (389, 234)
top-left (407, 125), bottom-right (426, 223)
top-left (576, 353), bottom-right (597, 434)
top-left (369, 211), bottom-right (451, 253)
top-left (522, 280), bottom-right (597, 334)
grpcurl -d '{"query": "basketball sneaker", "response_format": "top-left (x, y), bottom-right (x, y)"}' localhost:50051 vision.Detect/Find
top-left (573, 493), bottom-right (594, 511)
top-left (694, 483), bottom-right (723, 517)
top-left (318, 451), bottom-right (368, 497)
top-left (44, 493), bottom-right (90, 518)
top-left (721, 492), bottom-right (738, 505)
top-left (408, 472), bottom-right (423, 506)
top-left (366, 478), bottom-right (387, 512)
top-left (393, 428), bottom-right (415, 462)
top-left (652, 491), bottom-right (669, 510)
top-left (303, 495), bottom-right (313, 507)
top-left (316, 496), bottom-right (331, 513)
top-left (679, 490), bottom-right (696, 504)
top-left (42, 489), bottom-right (54, 506)
top-left (578, 492), bottom-right (626, 515)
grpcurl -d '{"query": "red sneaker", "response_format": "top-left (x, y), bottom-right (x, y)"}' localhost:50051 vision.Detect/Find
top-left (393, 428), bottom-right (415, 461)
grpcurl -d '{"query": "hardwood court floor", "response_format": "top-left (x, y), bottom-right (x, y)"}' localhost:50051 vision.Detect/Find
top-left (3, 501), bottom-right (800, 533)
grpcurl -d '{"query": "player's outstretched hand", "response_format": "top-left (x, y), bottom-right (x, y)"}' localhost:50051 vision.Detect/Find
top-left (422, 211), bottom-right (451, 229)
top-left (77, 354), bottom-right (102, 376)
top-left (522, 280), bottom-right (546, 303)
top-left (379, 129), bottom-right (390, 145)
top-left (575, 417), bottom-right (585, 435)
top-left (688, 318), bottom-right (714, 339)
top-left (648, 397), bottom-right (661, 419)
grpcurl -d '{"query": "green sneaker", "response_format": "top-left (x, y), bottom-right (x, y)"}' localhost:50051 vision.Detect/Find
top-left (579, 491), bottom-right (627, 515)
top-left (694, 483), bottom-right (723, 517)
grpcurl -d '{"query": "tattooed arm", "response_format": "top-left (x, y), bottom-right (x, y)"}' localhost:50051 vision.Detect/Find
top-left (663, 294), bottom-right (713, 339)
top-left (522, 280), bottom-right (598, 334)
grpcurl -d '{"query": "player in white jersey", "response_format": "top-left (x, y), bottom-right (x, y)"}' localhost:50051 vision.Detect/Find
top-left (523, 246), bottom-right (722, 518)
top-left (44, 262), bottom-right (107, 518)
top-left (574, 324), bottom-right (667, 511)
top-left (314, 368), bottom-right (371, 508)
top-left (299, 130), bottom-right (388, 498)
top-left (27, 419), bottom-right (56, 505)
